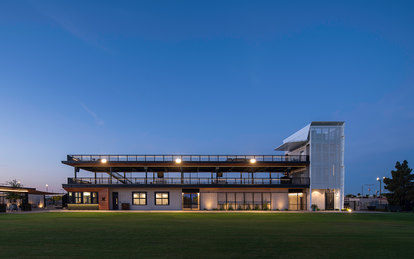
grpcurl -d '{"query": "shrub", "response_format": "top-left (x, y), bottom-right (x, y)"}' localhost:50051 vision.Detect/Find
top-left (228, 205), bottom-right (234, 211)
top-left (237, 205), bottom-right (242, 210)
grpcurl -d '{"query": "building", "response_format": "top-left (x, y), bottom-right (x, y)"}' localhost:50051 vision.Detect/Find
top-left (345, 196), bottom-right (388, 211)
top-left (62, 121), bottom-right (345, 211)
top-left (0, 185), bottom-right (54, 211)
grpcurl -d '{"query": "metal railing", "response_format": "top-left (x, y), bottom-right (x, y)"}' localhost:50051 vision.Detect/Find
top-left (67, 154), bottom-right (308, 163)
top-left (68, 177), bottom-right (310, 186)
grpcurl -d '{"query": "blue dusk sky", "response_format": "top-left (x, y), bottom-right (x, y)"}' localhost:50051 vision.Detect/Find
top-left (0, 1), bottom-right (413, 194)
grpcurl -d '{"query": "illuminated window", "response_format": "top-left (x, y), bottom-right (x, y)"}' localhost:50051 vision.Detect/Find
top-left (288, 192), bottom-right (306, 210)
top-left (132, 192), bottom-right (147, 205)
top-left (68, 192), bottom-right (98, 204)
top-left (83, 192), bottom-right (91, 204)
top-left (91, 192), bottom-right (98, 204)
top-left (74, 192), bottom-right (82, 204)
top-left (155, 192), bottom-right (169, 206)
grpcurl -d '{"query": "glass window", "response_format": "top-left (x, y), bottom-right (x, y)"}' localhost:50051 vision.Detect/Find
top-left (67, 192), bottom-right (98, 204)
top-left (83, 192), bottom-right (91, 204)
top-left (91, 192), bottom-right (98, 204)
top-left (74, 192), bottom-right (82, 204)
top-left (288, 193), bottom-right (305, 210)
top-left (155, 192), bottom-right (169, 206)
top-left (132, 192), bottom-right (147, 205)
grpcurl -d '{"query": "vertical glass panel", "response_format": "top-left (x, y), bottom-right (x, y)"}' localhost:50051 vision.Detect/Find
top-left (83, 192), bottom-right (91, 204)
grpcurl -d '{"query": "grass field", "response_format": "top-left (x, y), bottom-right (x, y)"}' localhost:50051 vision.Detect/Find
top-left (0, 212), bottom-right (414, 258)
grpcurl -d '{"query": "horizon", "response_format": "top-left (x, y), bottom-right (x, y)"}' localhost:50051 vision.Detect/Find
top-left (1, 1), bottom-right (413, 194)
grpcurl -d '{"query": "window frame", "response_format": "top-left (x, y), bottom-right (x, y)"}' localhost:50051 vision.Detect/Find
top-left (132, 191), bottom-right (147, 206)
top-left (155, 192), bottom-right (170, 206)
top-left (68, 192), bottom-right (98, 204)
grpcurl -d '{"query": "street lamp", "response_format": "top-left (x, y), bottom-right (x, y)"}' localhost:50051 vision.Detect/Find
top-left (45, 184), bottom-right (49, 192)
top-left (376, 177), bottom-right (385, 197)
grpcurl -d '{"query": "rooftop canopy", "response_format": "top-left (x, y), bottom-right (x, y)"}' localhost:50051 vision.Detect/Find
top-left (275, 121), bottom-right (344, 151)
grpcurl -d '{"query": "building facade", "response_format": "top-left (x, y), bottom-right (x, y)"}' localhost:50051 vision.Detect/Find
top-left (62, 121), bottom-right (345, 211)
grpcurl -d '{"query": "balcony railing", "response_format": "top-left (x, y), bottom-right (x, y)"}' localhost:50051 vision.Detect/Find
top-left (67, 177), bottom-right (310, 186)
top-left (67, 154), bottom-right (308, 163)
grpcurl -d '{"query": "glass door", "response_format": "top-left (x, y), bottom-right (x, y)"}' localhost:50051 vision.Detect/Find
top-left (112, 192), bottom-right (119, 210)
top-left (325, 192), bottom-right (334, 210)
top-left (182, 193), bottom-right (199, 210)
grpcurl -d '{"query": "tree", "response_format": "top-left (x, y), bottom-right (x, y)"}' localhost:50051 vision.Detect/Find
top-left (5, 179), bottom-right (24, 203)
top-left (383, 160), bottom-right (414, 211)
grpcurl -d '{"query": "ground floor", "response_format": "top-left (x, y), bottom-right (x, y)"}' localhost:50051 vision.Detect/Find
top-left (64, 187), bottom-right (343, 211)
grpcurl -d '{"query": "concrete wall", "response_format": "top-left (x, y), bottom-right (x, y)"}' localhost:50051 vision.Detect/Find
top-left (110, 187), bottom-right (182, 210)
top-left (271, 192), bottom-right (288, 210)
top-left (311, 189), bottom-right (325, 210)
top-left (200, 192), bottom-right (218, 210)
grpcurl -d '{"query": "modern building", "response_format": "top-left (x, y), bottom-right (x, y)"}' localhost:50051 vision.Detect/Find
top-left (62, 121), bottom-right (345, 211)
top-left (0, 185), bottom-right (54, 211)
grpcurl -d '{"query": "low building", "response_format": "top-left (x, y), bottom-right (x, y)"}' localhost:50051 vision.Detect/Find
top-left (0, 185), bottom-right (54, 210)
top-left (62, 121), bottom-right (345, 211)
top-left (345, 196), bottom-right (388, 211)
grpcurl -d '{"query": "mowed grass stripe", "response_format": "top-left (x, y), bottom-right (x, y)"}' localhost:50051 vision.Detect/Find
top-left (0, 212), bottom-right (413, 258)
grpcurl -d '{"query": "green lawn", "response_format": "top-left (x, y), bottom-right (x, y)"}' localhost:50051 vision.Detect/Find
top-left (0, 212), bottom-right (414, 258)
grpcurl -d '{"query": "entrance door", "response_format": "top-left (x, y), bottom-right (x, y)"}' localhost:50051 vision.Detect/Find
top-left (325, 192), bottom-right (334, 210)
top-left (112, 192), bottom-right (119, 210)
top-left (183, 193), bottom-right (199, 210)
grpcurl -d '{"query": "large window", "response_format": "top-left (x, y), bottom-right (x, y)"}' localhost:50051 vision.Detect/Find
top-left (68, 192), bottom-right (98, 204)
top-left (155, 192), bottom-right (169, 206)
top-left (288, 192), bottom-right (306, 210)
top-left (74, 192), bottom-right (82, 204)
top-left (217, 192), bottom-right (271, 210)
top-left (132, 192), bottom-right (147, 205)
top-left (83, 192), bottom-right (91, 204)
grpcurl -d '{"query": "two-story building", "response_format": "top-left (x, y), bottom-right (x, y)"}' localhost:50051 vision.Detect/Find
top-left (62, 121), bottom-right (345, 211)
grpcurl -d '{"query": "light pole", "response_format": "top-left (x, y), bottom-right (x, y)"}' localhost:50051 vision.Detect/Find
top-left (45, 184), bottom-right (48, 192)
top-left (376, 177), bottom-right (385, 197)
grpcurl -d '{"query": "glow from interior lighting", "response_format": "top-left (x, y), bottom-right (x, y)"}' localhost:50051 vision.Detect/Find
top-left (250, 158), bottom-right (256, 164)
top-left (101, 159), bottom-right (107, 163)
top-left (175, 158), bottom-right (182, 164)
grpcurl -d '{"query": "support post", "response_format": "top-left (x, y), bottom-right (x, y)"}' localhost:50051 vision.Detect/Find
top-left (181, 170), bottom-right (183, 184)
